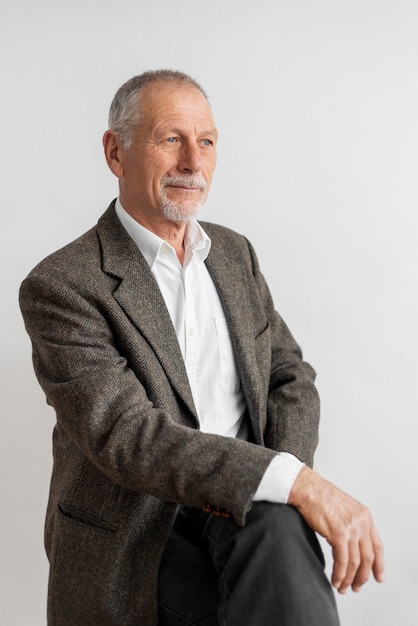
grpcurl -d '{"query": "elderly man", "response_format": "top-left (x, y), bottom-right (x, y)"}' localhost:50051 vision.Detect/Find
top-left (19, 69), bottom-right (384, 626)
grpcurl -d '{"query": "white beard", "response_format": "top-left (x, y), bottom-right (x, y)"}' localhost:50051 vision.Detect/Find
top-left (160, 175), bottom-right (207, 223)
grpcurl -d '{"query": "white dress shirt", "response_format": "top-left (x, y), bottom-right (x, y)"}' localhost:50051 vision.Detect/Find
top-left (115, 199), bottom-right (303, 503)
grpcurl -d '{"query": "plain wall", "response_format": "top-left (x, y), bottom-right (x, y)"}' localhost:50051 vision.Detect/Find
top-left (1, 1), bottom-right (417, 624)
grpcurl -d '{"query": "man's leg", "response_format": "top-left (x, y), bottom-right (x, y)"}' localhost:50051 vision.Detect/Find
top-left (158, 502), bottom-right (340, 626)
top-left (204, 502), bottom-right (339, 626)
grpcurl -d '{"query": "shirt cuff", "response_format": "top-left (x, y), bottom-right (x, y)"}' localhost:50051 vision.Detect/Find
top-left (252, 452), bottom-right (305, 504)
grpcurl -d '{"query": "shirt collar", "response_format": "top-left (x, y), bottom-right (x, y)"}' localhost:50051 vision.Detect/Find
top-left (114, 198), bottom-right (211, 269)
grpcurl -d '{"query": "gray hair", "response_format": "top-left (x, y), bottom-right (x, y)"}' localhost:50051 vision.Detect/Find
top-left (108, 69), bottom-right (209, 149)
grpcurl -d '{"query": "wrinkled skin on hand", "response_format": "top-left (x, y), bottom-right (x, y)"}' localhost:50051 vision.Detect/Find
top-left (288, 466), bottom-right (385, 594)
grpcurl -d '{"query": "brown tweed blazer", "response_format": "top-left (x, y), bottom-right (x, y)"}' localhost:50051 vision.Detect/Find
top-left (19, 201), bottom-right (320, 625)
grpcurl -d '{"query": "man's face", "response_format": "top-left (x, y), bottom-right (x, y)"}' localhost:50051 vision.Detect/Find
top-left (114, 83), bottom-right (218, 228)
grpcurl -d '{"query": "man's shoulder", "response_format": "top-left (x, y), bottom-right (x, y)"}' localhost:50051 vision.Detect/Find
top-left (24, 223), bottom-right (101, 280)
top-left (199, 221), bottom-right (257, 267)
top-left (22, 202), bottom-right (122, 281)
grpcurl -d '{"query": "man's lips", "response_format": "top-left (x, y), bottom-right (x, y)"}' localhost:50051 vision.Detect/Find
top-left (167, 185), bottom-right (201, 191)
top-left (161, 175), bottom-right (207, 193)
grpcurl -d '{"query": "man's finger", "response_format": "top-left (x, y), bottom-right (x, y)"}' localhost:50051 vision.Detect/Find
top-left (331, 542), bottom-right (349, 592)
top-left (371, 527), bottom-right (386, 583)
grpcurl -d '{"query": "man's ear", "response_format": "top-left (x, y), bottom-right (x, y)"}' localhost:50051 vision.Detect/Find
top-left (103, 130), bottom-right (124, 178)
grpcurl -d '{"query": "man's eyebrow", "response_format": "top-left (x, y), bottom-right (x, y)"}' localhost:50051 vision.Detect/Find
top-left (166, 126), bottom-right (218, 138)
top-left (197, 128), bottom-right (219, 140)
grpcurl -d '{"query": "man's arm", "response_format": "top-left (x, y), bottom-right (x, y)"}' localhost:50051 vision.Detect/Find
top-left (246, 237), bottom-right (385, 591)
top-left (245, 236), bottom-right (320, 465)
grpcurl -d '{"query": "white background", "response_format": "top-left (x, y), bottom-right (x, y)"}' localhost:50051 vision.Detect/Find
top-left (1, 1), bottom-right (417, 624)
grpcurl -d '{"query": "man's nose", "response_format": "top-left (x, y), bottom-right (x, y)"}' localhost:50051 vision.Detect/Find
top-left (177, 141), bottom-right (202, 173)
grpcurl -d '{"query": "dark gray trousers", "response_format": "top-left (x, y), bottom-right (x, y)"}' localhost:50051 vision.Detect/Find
top-left (158, 502), bottom-right (340, 625)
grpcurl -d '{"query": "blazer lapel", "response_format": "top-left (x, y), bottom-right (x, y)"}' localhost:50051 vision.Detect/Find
top-left (96, 203), bottom-right (198, 423)
top-left (204, 235), bottom-right (265, 444)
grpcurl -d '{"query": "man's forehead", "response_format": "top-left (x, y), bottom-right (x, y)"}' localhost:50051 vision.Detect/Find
top-left (140, 82), bottom-right (217, 130)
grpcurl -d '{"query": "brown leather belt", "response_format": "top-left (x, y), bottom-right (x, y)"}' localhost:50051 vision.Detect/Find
top-left (203, 504), bottom-right (232, 519)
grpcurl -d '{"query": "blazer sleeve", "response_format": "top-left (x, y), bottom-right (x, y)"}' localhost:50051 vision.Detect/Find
top-left (245, 237), bottom-right (320, 467)
top-left (19, 262), bottom-right (277, 527)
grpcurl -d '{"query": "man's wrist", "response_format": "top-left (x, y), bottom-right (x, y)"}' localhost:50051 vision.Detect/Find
top-left (253, 452), bottom-right (305, 504)
top-left (287, 465), bottom-right (325, 511)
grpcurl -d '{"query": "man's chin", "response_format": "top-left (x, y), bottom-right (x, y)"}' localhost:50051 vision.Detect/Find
top-left (161, 202), bottom-right (201, 223)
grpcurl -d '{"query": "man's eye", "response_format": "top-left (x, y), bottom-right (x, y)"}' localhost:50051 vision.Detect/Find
top-left (166, 137), bottom-right (178, 143)
top-left (202, 139), bottom-right (213, 146)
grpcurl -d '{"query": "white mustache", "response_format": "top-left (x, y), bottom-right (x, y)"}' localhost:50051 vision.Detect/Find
top-left (161, 175), bottom-right (207, 191)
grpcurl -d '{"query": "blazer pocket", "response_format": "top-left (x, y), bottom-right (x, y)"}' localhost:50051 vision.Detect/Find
top-left (58, 502), bottom-right (117, 533)
top-left (51, 503), bottom-right (118, 623)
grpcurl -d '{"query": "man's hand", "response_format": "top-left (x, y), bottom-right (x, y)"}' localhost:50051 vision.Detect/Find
top-left (288, 466), bottom-right (385, 594)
